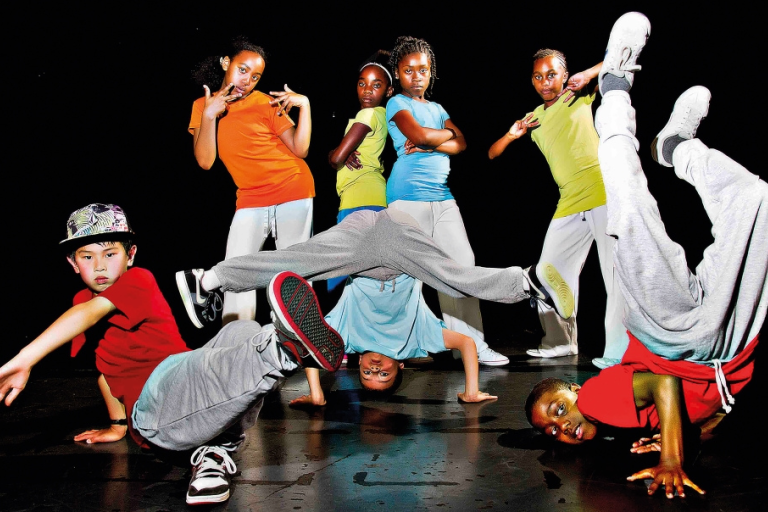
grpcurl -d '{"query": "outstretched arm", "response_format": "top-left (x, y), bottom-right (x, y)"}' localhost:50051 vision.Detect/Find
top-left (626, 373), bottom-right (705, 499)
top-left (328, 123), bottom-right (372, 170)
top-left (271, 85), bottom-right (312, 158)
top-left (443, 329), bottom-right (497, 403)
top-left (488, 113), bottom-right (539, 159)
top-left (0, 297), bottom-right (115, 406)
top-left (289, 368), bottom-right (327, 407)
top-left (74, 374), bottom-right (127, 444)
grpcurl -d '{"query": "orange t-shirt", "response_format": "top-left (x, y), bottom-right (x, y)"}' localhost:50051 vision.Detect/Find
top-left (189, 90), bottom-right (315, 209)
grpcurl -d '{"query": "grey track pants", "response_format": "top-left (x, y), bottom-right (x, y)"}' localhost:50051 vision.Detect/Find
top-left (132, 320), bottom-right (298, 451)
top-left (212, 208), bottom-right (529, 305)
top-left (595, 91), bottom-right (768, 363)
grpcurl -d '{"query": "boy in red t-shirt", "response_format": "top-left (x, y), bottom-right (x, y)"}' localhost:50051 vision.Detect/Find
top-left (526, 12), bottom-right (767, 500)
top-left (0, 203), bottom-right (343, 506)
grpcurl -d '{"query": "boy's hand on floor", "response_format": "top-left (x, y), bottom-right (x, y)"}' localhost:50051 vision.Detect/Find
top-left (457, 391), bottom-right (498, 403)
top-left (627, 462), bottom-right (705, 499)
top-left (630, 434), bottom-right (661, 454)
top-left (289, 394), bottom-right (326, 407)
top-left (74, 426), bottom-right (126, 444)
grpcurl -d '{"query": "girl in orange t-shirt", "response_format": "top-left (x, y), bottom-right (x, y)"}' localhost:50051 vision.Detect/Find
top-left (188, 36), bottom-right (315, 325)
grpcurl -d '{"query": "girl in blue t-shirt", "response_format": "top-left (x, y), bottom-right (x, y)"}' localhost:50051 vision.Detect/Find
top-left (288, 52), bottom-right (498, 407)
top-left (384, 36), bottom-right (507, 367)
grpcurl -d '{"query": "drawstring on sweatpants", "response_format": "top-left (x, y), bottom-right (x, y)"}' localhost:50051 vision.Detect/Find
top-left (712, 360), bottom-right (735, 413)
top-left (378, 278), bottom-right (397, 293)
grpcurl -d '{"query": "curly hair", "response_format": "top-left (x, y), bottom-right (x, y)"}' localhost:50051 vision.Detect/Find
top-left (388, 36), bottom-right (437, 97)
top-left (524, 377), bottom-right (572, 426)
top-left (532, 48), bottom-right (568, 73)
top-left (191, 35), bottom-right (267, 90)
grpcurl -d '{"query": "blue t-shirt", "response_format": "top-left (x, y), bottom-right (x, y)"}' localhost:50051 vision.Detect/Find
top-left (324, 274), bottom-right (446, 360)
top-left (386, 94), bottom-right (453, 203)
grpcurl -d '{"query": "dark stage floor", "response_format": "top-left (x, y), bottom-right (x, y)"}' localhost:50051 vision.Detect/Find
top-left (1, 334), bottom-right (764, 512)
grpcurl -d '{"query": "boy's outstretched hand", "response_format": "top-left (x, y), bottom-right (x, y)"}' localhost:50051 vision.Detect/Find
top-left (0, 358), bottom-right (31, 406)
top-left (289, 394), bottom-right (326, 407)
top-left (457, 391), bottom-right (498, 403)
top-left (74, 425), bottom-right (127, 444)
top-left (627, 461), bottom-right (705, 499)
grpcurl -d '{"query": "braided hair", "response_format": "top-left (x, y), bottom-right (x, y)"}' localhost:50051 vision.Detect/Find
top-left (532, 48), bottom-right (568, 73)
top-left (191, 35), bottom-right (267, 90)
top-left (388, 36), bottom-right (437, 97)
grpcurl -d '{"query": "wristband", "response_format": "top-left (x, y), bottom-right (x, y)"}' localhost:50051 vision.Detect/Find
top-left (446, 127), bottom-right (457, 140)
top-left (110, 418), bottom-right (128, 426)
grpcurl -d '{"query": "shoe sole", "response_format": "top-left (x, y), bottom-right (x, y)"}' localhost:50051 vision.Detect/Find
top-left (176, 271), bottom-right (204, 329)
top-left (525, 347), bottom-right (577, 358)
top-left (268, 271), bottom-right (344, 371)
top-left (538, 264), bottom-right (575, 319)
top-left (186, 489), bottom-right (230, 505)
top-left (479, 359), bottom-right (510, 366)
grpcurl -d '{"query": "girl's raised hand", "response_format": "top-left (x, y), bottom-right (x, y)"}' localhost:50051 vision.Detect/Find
top-left (566, 72), bottom-right (590, 92)
top-left (269, 84), bottom-right (309, 116)
top-left (508, 114), bottom-right (539, 139)
top-left (203, 83), bottom-right (241, 119)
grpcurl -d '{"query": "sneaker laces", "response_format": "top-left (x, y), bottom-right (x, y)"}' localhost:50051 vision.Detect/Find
top-left (672, 105), bottom-right (701, 139)
top-left (606, 46), bottom-right (642, 76)
top-left (201, 292), bottom-right (223, 323)
top-left (190, 446), bottom-right (237, 479)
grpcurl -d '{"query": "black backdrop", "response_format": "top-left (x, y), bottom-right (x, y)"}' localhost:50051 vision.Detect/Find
top-left (6, 4), bottom-right (764, 368)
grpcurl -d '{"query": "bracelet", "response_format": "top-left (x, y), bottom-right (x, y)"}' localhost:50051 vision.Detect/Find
top-left (446, 127), bottom-right (457, 140)
top-left (110, 418), bottom-right (128, 426)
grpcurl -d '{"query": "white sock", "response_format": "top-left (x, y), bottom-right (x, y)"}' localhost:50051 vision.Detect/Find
top-left (201, 270), bottom-right (221, 291)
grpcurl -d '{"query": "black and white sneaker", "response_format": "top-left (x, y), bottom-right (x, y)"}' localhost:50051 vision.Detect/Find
top-left (186, 445), bottom-right (237, 505)
top-left (267, 271), bottom-right (345, 371)
top-left (175, 269), bottom-right (223, 328)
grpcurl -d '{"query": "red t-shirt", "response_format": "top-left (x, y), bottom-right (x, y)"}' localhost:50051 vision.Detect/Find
top-left (577, 331), bottom-right (759, 430)
top-left (71, 267), bottom-right (190, 447)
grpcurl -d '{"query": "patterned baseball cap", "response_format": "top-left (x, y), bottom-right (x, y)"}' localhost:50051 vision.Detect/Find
top-left (60, 203), bottom-right (135, 246)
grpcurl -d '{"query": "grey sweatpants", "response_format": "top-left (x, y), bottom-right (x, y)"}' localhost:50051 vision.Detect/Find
top-left (595, 91), bottom-right (768, 363)
top-left (132, 320), bottom-right (297, 451)
top-left (212, 208), bottom-right (529, 305)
